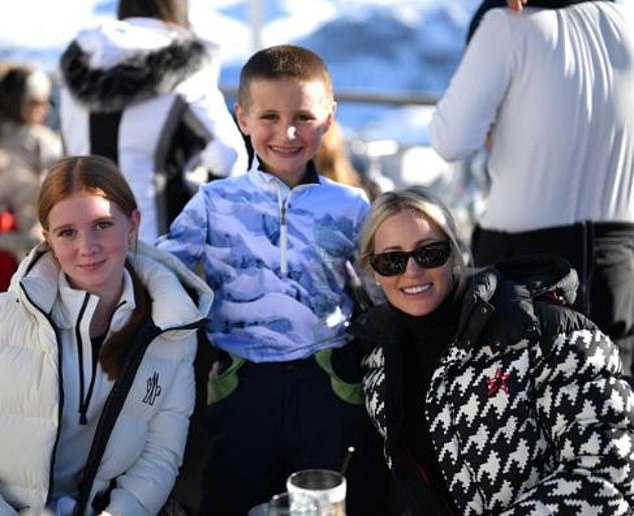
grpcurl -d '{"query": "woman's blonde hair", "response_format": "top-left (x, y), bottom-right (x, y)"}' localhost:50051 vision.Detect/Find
top-left (359, 185), bottom-right (470, 287)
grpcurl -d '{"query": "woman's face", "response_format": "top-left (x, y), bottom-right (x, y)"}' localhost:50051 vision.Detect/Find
top-left (43, 193), bottom-right (139, 300)
top-left (371, 210), bottom-right (455, 317)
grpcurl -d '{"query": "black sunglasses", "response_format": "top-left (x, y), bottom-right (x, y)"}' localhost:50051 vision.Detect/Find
top-left (369, 241), bottom-right (452, 276)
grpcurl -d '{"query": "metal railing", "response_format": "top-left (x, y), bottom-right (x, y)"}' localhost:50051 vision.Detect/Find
top-left (220, 86), bottom-right (439, 107)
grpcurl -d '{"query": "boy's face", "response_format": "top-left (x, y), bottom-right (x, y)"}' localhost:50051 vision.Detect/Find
top-left (236, 77), bottom-right (335, 187)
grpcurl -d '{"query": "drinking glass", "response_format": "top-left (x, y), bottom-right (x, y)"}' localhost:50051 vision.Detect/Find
top-left (286, 469), bottom-right (346, 516)
top-left (268, 491), bottom-right (319, 515)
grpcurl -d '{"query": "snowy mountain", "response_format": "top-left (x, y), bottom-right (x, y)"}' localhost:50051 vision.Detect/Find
top-left (0, 0), bottom-right (486, 237)
top-left (0, 0), bottom-right (480, 133)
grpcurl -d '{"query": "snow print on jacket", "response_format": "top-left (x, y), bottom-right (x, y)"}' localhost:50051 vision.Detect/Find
top-left (352, 256), bottom-right (634, 515)
top-left (157, 158), bottom-right (369, 363)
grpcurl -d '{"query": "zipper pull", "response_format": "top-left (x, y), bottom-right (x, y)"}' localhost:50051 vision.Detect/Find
top-left (280, 201), bottom-right (288, 275)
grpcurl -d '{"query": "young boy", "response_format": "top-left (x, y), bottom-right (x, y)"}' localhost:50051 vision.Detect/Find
top-left (157, 45), bottom-right (387, 515)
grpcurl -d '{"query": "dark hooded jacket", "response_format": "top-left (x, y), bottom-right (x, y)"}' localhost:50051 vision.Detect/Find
top-left (349, 255), bottom-right (634, 515)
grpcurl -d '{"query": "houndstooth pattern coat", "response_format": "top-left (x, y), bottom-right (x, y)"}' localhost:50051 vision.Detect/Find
top-left (353, 256), bottom-right (634, 515)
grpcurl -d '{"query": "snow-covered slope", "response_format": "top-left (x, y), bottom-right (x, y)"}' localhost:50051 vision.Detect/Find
top-left (0, 0), bottom-right (480, 134)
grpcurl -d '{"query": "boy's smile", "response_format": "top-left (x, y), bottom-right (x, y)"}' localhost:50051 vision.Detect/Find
top-left (236, 77), bottom-right (335, 187)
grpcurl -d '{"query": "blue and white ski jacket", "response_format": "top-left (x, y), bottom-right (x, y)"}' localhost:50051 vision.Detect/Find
top-left (157, 158), bottom-right (369, 362)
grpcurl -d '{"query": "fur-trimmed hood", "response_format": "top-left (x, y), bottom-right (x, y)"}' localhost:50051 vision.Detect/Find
top-left (59, 17), bottom-right (216, 112)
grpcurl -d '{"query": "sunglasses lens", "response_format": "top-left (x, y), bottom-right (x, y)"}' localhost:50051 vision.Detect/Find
top-left (370, 241), bottom-right (451, 276)
top-left (413, 241), bottom-right (451, 268)
top-left (369, 252), bottom-right (407, 276)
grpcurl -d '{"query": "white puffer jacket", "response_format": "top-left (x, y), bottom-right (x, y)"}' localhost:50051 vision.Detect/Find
top-left (59, 17), bottom-right (248, 242)
top-left (0, 242), bottom-right (213, 516)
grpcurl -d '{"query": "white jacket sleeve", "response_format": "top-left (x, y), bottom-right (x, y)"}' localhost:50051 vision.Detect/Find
top-left (176, 63), bottom-right (248, 178)
top-left (429, 9), bottom-right (514, 161)
top-left (192, 88), bottom-right (248, 177)
top-left (103, 334), bottom-right (197, 516)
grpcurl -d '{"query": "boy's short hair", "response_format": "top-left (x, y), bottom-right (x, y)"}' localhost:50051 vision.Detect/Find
top-left (238, 44), bottom-right (333, 108)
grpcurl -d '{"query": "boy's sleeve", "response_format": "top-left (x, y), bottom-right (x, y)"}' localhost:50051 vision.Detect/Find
top-left (155, 190), bottom-right (208, 271)
top-left (354, 191), bottom-right (371, 240)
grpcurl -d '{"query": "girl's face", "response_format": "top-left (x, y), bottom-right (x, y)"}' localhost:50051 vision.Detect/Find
top-left (371, 210), bottom-right (455, 317)
top-left (43, 193), bottom-right (139, 300)
top-left (235, 77), bottom-right (335, 187)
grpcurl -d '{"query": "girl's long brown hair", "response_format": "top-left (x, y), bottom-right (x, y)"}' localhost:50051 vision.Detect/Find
top-left (38, 155), bottom-right (152, 379)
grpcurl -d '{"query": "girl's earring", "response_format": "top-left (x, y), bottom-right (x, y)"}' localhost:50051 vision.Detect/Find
top-left (129, 233), bottom-right (140, 253)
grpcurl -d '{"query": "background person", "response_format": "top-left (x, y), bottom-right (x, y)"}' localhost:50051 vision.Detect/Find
top-left (58, 0), bottom-right (248, 242)
top-left (350, 185), bottom-right (634, 515)
top-left (0, 149), bottom-right (41, 291)
top-left (428, 0), bottom-right (634, 376)
top-left (315, 120), bottom-right (381, 202)
top-left (157, 44), bottom-right (387, 516)
top-left (0, 63), bottom-right (62, 178)
top-left (0, 155), bottom-right (213, 515)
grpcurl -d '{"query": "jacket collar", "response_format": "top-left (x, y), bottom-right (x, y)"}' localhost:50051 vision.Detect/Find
top-left (60, 18), bottom-right (209, 112)
top-left (52, 268), bottom-right (134, 332)
top-left (13, 241), bottom-right (213, 331)
top-left (247, 156), bottom-right (320, 193)
top-left (454, 254), bottom-right (577, 349)
top-left (131, 240), bottom-right (214, 324)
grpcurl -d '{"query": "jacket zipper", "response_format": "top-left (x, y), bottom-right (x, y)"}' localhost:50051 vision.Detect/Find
top-left (275, 182), bottom-right (315, 276)
top-left (76, 297), bottom-right (129, 426)
top-left (75, 294), bottom-right (91, 425)
top-left (280, 200), bottom-right (288, 275)
top-left (277, 187), bottom-right (291, 275)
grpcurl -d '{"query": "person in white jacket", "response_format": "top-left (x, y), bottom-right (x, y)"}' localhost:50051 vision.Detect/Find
top-left (428, 0), bottom-right (634, 376)
top-left (58, 0), bottom-right (248, 242)
top-left (0, 155), bottom-right (213, 516)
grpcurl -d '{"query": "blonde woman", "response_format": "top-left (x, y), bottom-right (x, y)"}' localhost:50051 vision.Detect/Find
top-left (350, 186), bottom-right (634, 515)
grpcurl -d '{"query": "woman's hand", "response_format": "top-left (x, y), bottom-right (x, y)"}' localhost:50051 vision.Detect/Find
top-left (507, 0), bottom-right (527, 12)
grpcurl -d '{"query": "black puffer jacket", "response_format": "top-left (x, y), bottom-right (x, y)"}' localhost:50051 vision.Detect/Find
top-left (349, 255), bottom-right (634, 515)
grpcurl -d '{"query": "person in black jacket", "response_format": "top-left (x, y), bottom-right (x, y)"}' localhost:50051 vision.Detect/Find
top-left (348, 185), bottom-right (634, 515)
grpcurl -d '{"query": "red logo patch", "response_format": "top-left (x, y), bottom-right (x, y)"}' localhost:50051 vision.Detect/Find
top-left (487, 367), bottom-right (510, 397)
